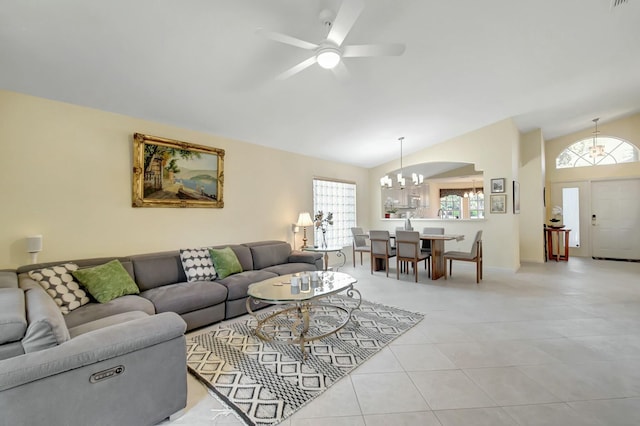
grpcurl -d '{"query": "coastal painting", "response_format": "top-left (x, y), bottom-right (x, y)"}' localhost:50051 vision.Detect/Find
top-left (132, 133), bottom-right (224, 208)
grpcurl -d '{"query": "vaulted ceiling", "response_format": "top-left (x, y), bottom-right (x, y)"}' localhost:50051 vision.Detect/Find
top-left (1, 0), bottom-right (639, 167)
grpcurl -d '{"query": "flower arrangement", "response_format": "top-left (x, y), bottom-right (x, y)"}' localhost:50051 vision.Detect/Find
top-left (549, 206), bottom-right (564, 228)
top-left (314, 211), bottom-right (333, 247)
top-left (384, 198), bottom-right (398, 217)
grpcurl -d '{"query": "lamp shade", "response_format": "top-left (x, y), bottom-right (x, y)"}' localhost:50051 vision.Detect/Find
top-left (296, 212), bottom-right (314, 227)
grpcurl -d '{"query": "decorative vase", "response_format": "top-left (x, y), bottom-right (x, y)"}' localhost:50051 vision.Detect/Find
top-left (321, 231), bottom-right (327, 248)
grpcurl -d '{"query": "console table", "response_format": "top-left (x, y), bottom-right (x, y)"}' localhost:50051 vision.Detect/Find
top-left (545, 228), bottom-right (571, 261)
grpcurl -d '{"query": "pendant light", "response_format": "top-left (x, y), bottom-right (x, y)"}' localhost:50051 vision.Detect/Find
top-left (380, 136), bottom-right (423, 188)
top-left (589, 118), bottom-right (605, 158)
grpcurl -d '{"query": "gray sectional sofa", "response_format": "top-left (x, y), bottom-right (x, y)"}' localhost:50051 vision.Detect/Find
top-left (0, 240), bottom-right (321, 426)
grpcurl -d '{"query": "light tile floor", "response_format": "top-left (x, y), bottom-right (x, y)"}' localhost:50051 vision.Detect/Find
top-left (166, 257), bottom-right (640, 425)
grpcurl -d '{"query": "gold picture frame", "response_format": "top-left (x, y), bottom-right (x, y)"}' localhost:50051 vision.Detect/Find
top-left (132, 133), bottom-right (224, 208)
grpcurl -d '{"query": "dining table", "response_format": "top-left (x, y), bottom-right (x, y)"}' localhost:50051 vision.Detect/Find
top-left (385, 233), bottom-right (465, 280)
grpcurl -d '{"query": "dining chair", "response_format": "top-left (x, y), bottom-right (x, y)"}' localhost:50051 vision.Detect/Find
top-left (421, 227), bottom-right (444, 277)
top-left (370, 230), bottom-right (396, 277)
top-left (351, 227), bottom-right (370, 267)
top-left (395, 231), bottom-right (430, 282)
top-left (444, 230), bottom-right (483, 283)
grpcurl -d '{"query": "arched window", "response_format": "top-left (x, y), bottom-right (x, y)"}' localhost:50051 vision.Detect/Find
top-left (556, 136), bottom-right (639, 169)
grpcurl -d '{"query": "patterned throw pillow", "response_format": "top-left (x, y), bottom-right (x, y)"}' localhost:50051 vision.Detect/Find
top-left (180, 248), bottom-right (217, 282)
top-left (28, 263), bottom-right (90, 315)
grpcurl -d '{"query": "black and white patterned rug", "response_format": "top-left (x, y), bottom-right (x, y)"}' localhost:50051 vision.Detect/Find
top-left (186, 295), bottom-right (424, 426)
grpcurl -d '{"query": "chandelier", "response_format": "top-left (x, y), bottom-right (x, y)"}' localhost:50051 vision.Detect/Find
top-left (464, 179), bottom-right (483, 198)
top-left (380, 137), bottom-right (423, 188)
top-left (589, 118), bottom-right (605, 158)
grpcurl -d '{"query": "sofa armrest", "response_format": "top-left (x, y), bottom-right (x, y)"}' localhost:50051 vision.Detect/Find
top-left (288, 250), bottom-right (322, 265)
top-left (0, 312), bottom-right (187, 426)
top-left (0, 312), bottom-right (186, 391)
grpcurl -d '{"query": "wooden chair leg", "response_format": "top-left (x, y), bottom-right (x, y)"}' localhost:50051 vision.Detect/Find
top-left (360, 252), bottom-right (363, 265)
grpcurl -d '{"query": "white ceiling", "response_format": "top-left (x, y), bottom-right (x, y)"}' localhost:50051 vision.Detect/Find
top-left (1, 0), bottom-right (639, 168)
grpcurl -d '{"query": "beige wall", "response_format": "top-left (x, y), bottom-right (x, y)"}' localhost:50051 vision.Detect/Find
top-left (369, 119), bottom-right (523, 271)
top-left (0, 90), bottom-right (369, 268)
top-left (519, 129), bottom-right (546, 262)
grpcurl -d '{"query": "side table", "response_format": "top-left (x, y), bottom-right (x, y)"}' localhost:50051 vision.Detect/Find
top-left (303, 246), bottom-right (346, 271)
top-left (545, 228), bottom-right (571, 261)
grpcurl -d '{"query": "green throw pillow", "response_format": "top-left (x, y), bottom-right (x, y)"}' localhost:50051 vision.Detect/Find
top-left (209, 247), bottom-right (242, 279)
top-left (72, 260), bottom-right (139, 303)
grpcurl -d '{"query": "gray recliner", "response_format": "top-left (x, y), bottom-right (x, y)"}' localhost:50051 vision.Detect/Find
top-left (0, 274), bottom-right (188, 426)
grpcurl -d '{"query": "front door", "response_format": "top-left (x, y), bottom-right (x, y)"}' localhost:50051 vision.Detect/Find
top-left (591, 179), bottom-right (640, 260)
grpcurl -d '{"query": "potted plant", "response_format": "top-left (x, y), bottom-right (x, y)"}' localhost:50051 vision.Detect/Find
top-left (384, 198), bottom-right (397, 218)
top-left (549, 206), bottom-right (564, 228)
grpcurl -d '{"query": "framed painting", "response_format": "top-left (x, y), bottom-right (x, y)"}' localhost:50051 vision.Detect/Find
top-left (513, 181), bottom-right (520, 214)
top-left (491, 178), bottom-right (505, 193)
top-left (132, 133), bottom-right (224, 208)
top-left (490, 194), bottom-right (507, 214)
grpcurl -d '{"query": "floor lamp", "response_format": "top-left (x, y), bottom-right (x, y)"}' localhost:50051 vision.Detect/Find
top-left (296, 212), bottom-right (314, 249)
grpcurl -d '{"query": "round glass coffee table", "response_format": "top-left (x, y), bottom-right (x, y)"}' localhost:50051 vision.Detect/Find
top-left (246, 271), bottom-right (361, 359)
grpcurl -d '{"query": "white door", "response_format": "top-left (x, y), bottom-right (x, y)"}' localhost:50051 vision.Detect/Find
top-left (591, 179), bottom-right (640, 260)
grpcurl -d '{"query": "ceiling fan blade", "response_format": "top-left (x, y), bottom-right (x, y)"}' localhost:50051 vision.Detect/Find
top-left (255, 28), bottom-right (318, 50)
top-left (327, 0), bottom-right (365, 46)
top-left (331, 61), bottom-right (350, 82)
top-left (343, 43), bottom-right (406, 57)
top-left (275, 56), bottom-right (317, 80)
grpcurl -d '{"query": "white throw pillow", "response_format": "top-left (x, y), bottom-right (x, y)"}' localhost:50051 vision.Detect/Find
top-left (179, 248), bottom-right (217, 282)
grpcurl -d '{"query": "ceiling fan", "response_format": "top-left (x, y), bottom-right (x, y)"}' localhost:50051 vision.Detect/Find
top-left (256, 0), bottom-right (406, 80)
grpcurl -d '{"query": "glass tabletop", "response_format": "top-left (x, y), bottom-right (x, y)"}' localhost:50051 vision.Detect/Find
top-left (303, 246), bottom-right (344, 253)
top-left (247, 271), bottom-right (357, 303)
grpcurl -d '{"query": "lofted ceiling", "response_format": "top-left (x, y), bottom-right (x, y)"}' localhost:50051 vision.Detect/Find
top-left (1, 0), bottom-right (639, 168)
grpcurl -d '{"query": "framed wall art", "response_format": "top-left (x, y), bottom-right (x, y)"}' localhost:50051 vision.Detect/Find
top-left (132, 133), bottom-right (224, 208)
top-left (491, 178), bottom-right (505, 193)
top-left (513, 181), bottom-right (520, 214)
top-left (490, 194), bottom-right (507, 214)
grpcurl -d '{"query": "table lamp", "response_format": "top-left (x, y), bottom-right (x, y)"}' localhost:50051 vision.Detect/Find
top-left (296, 212), bottom-right (314, 249)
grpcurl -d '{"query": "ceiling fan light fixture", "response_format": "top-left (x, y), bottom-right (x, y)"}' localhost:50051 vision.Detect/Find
top-left (316, 48), bottom-right (341, 69)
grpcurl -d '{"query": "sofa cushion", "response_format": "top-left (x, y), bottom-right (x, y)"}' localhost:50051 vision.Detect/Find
top-left (28, 263), bottom-right (90, 314)
top-left (140, 281), bottom-right (227, 315)
top-left (68, 311), bottom-right (150, 338)
top-left (262, 263), bottom-right (318, 276)
top-left (131, 251), bottom-right (186, 291)
top-left (0, 288), bottom-right (26, 344)
top-left (63, 295), bottom-right (155, 329)
top-left (179, 248), bottom-right (217, 282)
top-left (72, 260), bottom-right (140, 303)
top-left (216, 270), bottom-right (277, 301)
top-left (209, 247), bottom-right (243, 279)
top-left (250, 243), bottom-right (292, 270)
top-left (21, 286), bottom-right (70, 353)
